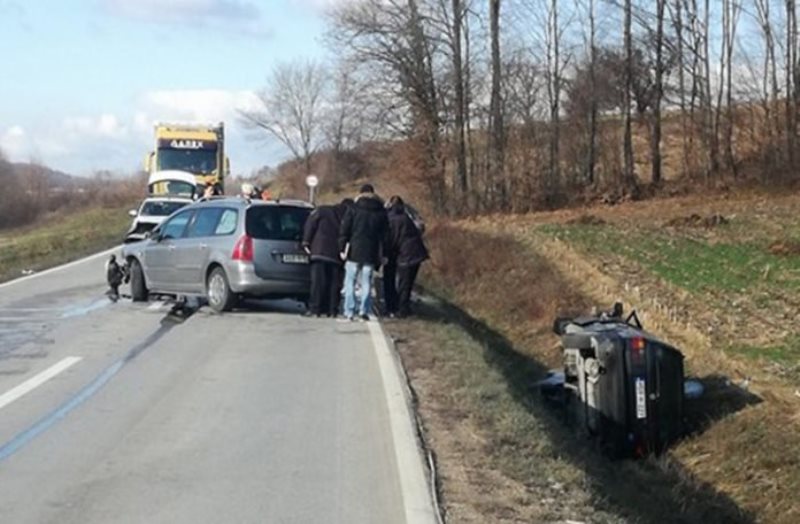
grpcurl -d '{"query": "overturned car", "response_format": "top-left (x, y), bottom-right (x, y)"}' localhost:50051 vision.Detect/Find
top-left (542, 304), bottom-right (686, 458)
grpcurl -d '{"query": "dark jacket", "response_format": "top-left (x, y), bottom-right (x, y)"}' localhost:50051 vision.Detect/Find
top-left (339, 193), bottom-right (388, 266)
top-left (388, 204), bottom-right (429, 267)
top-left (303, 204), bottom-right (344, 264)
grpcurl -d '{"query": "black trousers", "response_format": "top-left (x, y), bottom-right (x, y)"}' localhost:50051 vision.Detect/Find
top-left (310, 261), bottom-right (343, 316)
top-left (383, 262), bottom-right (398, 315)
top-left (397, 263), bottom-right (420, 317)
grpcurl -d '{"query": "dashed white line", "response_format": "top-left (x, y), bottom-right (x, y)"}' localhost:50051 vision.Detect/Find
top-left (0, 357), bottom-right (83, 411)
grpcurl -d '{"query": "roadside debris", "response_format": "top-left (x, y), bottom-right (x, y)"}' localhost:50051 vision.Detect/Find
top-left (768, 240), bottom-right (800, 256)
top-left (664, 213), bottom-right (729, 228)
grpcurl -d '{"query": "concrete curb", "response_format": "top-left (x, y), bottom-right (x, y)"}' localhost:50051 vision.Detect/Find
top-left (368, 319), bottom-right (440, 524)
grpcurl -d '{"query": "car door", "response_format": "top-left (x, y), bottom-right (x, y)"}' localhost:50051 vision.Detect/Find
top-left (179, 207), bottom-right (225, 293)
top-left (144, 209), bottom-right (194, 290)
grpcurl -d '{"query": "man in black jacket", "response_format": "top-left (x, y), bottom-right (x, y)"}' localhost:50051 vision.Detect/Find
top-left (302, 200), bottom-right (349, 317)
top-left (385, 196), bottom-right (429, 317)
top-left (338, 184), bottom-right (388, 321)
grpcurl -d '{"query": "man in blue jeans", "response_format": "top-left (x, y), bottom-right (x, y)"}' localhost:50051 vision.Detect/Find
top-left (338, 184), bottom-right (389, 321)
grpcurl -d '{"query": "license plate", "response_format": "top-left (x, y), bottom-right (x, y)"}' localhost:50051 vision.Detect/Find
top-left (635, 378), bottom-right (647, 419)
top-left (282, 254), bottom-right (309, 264)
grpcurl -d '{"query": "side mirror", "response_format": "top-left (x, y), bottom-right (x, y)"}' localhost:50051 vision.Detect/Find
top-left (128, 209), bottom-right (138, 218)
top-left (144, 152), bottom-right (155, 173)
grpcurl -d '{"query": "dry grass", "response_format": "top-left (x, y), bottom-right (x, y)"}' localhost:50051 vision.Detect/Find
top-left (0, 205), bottom-right (133, 283)
top-left (393, 225), bottom-right (758, 523)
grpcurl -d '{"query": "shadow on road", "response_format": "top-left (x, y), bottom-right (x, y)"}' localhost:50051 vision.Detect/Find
top-left (412, 294), bottom-right (756, 524)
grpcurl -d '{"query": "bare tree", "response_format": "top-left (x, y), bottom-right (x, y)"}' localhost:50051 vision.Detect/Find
top-left (330, 0), bottom-right (446, 207)
top-left (451, 0), bottom-right (468, 202)
top-left (545, 0), bottom-right (562, 195)
top-left (586, 0), bottom-right (598, 185)
top-left (623, 0), bottom-right (637, 189)
top-left (488, 0), bottom-right (505, 209)
top-left (651, 0), bottom-right (665, 185)
top-left (241, 60), bottom-right (328, 174)
top-left (786, 0), bottom-right (797, 164)
top-left (754, 0), bottom-right (781, 172)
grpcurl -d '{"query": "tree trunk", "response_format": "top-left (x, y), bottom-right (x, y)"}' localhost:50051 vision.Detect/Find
top-left (651, 0), bottom-right (665, 185)
top-left (452, 0), bottom-right (467, 205)
top-left (489, 0), bottom-right (505, 210)
top-left (623, 0), bottom-right (636, 189)
top-left (671, 0), bottom-right (689, 178)
top-left (548, 0), bottom-right (561, 196)
top-left (784, 0), bottom-right (797, 169)
top-left (587, 0), bottom-right (597, 186)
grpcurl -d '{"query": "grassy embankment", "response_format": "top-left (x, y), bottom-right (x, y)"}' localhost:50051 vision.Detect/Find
top-left (383, 191), bottom-right (800, 523)
top-left (0, 205), bottom-right (133, 284)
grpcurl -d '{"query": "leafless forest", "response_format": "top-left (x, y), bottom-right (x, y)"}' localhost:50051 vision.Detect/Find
top-left (244, 0), bottom-right (800, 214)
top-left (0, 153), bottom-right (143, 229)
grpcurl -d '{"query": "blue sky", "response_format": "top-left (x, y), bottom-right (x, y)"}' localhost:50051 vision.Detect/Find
top-left (0, 0), bottom-right (335, 176)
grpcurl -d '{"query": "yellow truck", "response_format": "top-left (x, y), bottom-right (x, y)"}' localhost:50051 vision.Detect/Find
top-left (145, 122), bottom-right (229, 193)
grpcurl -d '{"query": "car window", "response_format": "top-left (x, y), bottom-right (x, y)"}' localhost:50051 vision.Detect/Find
top-left (215, 209), bottom-right (238, 236)
top-left (140, 200), bottom-right (189, 217)
top-left (160, 210), bottom-right (194, 240)
top-left (187, 208), bottom-right (223, 238)
top-left (246, 206), bottom-right (310, 241)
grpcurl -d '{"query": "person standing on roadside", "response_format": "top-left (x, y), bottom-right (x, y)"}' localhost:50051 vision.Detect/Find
top-left (386, 196), bottom-right (428, 318)
top-left (302, 200), bottom-right (348, 318)
top-left (339, 184), bottom-right (388, 321)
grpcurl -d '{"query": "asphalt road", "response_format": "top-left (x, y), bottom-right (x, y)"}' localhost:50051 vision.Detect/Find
top-left (0, 250), bottom-right (435, 523)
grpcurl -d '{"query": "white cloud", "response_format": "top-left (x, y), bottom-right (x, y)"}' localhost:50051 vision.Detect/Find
top-left (0, 126), bottom-right (30, 159)
top-left (63, 113), bottom-right (127, 139)
top-left (4, 89), bottom-right (281, 176)
top-left (140, 89), bottom-right (260, 124)
top-left (99, 0), bottom-right (272, 38)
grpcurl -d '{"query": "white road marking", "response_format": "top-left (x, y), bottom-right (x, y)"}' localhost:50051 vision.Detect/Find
top-left (0, 247), bottom-right (119, 290)
top-left (0, 357), bottom-right (83, 411)
top-left (367, 320), bottom-right (437, 524)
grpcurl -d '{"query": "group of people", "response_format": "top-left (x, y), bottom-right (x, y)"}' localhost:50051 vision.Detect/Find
top-left (302, 183), bottom-right (428, 321)
top-left (201, 182), bottom-right (271, 201)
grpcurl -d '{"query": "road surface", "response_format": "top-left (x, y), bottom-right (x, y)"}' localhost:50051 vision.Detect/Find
top-left (0, 250), bottom-right (436, 523)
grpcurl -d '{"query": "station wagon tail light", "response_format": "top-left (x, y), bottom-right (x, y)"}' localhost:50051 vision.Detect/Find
top-left (630, 337), bottom-right (646, 365)
top-left (232, 234), bottom-right (254, 262)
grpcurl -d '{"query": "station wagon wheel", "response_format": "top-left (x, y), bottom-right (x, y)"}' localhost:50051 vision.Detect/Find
top-left (207, 267), bottom-right (237, 313)
top-left (129, 259), bottom-right (149, 302)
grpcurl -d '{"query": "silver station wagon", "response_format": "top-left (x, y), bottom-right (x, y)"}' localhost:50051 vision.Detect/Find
top-left (121, 198), bottom-right (313, 312)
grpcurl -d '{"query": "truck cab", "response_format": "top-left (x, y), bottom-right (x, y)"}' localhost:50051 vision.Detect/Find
top-left (145, 122), bottom-right (229, 193)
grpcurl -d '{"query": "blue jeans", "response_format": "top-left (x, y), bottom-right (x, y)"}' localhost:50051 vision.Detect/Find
top-left (343, 261), bottom-right (374, 317)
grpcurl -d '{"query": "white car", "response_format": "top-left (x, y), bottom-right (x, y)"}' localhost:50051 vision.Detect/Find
top-left (125, 170), bottom-right (199, 243)
top-left (124, 196), bottom-right (193, 243)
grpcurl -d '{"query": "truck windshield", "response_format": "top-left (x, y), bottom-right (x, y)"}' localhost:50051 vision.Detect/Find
top-left (157, 148), bottom-right (217, 174)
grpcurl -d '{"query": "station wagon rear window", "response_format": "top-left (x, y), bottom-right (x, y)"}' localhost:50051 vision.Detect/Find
top-left (246, 206), bottom-right (310, 241)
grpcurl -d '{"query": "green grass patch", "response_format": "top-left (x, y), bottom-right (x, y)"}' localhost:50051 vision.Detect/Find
top-left (540, 224), bottom-right (800, 294)
top-left (0, 205), bottom-right (132, 283)
top-left (727, 336), bottom-right (800, 366)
